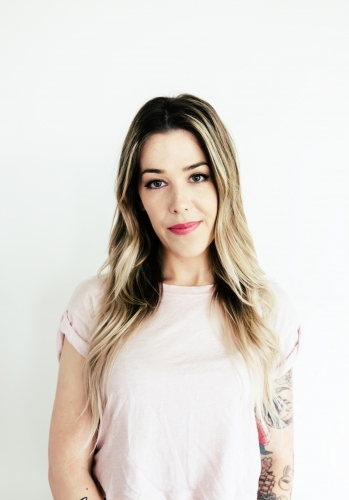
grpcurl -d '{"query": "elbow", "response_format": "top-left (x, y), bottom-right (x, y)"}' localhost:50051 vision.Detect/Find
top-left (48, 463), bottom-right (57, 496)
top-left (48, 461), bottom-right (66, 496)
top-left (48, 460), bottom-right (71, 495)
top-left (48, 455), bottom-right (92, 496)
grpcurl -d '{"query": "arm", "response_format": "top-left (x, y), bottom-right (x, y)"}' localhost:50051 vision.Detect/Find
top-left (48, 338), bottom-right (103, 500)
top-left (256, 369), bottom-right (294, 500)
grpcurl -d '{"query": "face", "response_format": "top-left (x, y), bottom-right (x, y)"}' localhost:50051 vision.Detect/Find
top-left (138, 129), bottom-right (218, 261)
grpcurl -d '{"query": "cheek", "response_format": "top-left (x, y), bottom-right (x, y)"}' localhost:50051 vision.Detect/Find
top-left (143, 198), bottom-right (165, 229)
top-left (145, 205), bottom-right (159, 222)
top-left (202, 187), bottom-right (218, 219)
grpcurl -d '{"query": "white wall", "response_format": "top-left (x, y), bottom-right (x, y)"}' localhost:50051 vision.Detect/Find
top-left (1, 1), bottom-right (348, 498)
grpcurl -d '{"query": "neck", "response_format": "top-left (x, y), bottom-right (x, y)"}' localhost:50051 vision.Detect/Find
top-left (160, 248), bottom-right (214, 286)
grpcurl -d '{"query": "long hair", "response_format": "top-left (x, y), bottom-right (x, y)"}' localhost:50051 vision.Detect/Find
top-left (84, 94), bottom-right (284, 448)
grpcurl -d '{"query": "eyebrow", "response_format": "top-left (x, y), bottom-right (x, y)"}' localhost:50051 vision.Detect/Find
top-left (140, 161), bottom-right (209, 177)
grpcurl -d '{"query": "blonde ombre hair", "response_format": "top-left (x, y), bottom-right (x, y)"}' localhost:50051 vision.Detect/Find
top-left (84, 94), bottom-right (285, 447)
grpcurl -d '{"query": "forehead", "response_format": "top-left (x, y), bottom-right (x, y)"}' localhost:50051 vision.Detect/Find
top-left (140, 129), bottom-right (206, 169)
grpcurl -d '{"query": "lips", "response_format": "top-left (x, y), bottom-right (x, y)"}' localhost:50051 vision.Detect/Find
top-left (168, 221), bottom-right (201, 229)
top-left (168, 221), bottom-right (202, 235)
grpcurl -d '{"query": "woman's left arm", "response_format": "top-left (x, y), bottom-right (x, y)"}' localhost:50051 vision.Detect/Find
top-left (256, 369), bottom-right (294, 500)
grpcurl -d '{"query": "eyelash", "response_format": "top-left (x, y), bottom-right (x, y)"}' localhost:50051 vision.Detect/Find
top-left (144, 173), bottom-right (209, 190)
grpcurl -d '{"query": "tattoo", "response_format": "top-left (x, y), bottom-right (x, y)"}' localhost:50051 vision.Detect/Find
top-left (266, 386), bottom-right (293, 428)
top-left (278, 465), bottom-right (293, 491)
top-left (80, 498), bottom-right (88, 500)
top-left (257, 495), bottom-right (287, 500)
top-left (256, 417), bottom-right (273, 455)
top-left (275, 369), bottom-right (293, 388)
top-left (258, 457), bottom-right (276, 495)
top-left (259, 443), bottom-right (273, 455)
top-left (258, 457), bottom-right (293, 500)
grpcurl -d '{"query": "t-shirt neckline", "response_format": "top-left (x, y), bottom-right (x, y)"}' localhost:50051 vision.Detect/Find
top-left (162, 282), bottom-right (214, 294)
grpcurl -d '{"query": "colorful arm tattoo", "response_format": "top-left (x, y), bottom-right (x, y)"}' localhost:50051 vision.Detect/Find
top-left (257, 457), bottom-right (293, 499)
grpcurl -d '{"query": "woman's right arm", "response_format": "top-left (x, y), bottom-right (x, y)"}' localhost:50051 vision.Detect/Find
top-left (48, 338), bottom-right (103, 500)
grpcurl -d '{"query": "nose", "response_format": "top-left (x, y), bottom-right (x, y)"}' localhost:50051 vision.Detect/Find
top-left (168, 185), bottom-right (191, 214)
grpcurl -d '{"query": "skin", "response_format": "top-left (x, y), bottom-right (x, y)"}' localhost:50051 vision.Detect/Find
top-left (50, 128), bottom-right (294, 500)
top-left (138, 129), bottom-right (218, 286)
top-left (257, 369), bottom-right (294, 500)
top-left (139, 130), bottom-right (296, 497)
top-left (49, 129), bottom-right (218, 500)
top-left (48, 339), bottom-right (104, 500)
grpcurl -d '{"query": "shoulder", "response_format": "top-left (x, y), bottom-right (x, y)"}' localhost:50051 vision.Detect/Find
top-left (266, 282), bottom-right (302, 376)
top-left (267, 282), bottom-right (301, 336)
top-left (56, 274), bottom-right (108, 359)
top-left (65, 274), bottom-right (108, 326)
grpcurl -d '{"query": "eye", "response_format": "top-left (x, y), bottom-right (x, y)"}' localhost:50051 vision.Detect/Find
top-left (144, 179), bottom-right (165, 189)
top-left (190, 173), bottom-right (209, 183)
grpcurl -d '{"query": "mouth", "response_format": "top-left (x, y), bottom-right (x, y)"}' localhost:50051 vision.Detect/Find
top-left (168, 221), bottom-right (201, 235)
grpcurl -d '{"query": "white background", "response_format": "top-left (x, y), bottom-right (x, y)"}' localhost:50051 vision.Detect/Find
top-left (1, 1), bottom-right (348, 498)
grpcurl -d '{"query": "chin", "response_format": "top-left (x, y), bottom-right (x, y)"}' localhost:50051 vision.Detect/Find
top-left (173, 245), bottom-right (209, 260)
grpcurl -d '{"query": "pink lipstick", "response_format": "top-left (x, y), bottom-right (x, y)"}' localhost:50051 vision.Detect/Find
top-left (168, 221), bottom-right (201, 235)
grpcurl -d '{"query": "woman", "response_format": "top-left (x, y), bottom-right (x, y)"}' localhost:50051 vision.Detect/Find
top-left (48, 94), bottom-right (301, 500)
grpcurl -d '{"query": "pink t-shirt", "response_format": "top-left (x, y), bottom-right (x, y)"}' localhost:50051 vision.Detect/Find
top-left (56, 275), bottom-right (301, 500)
